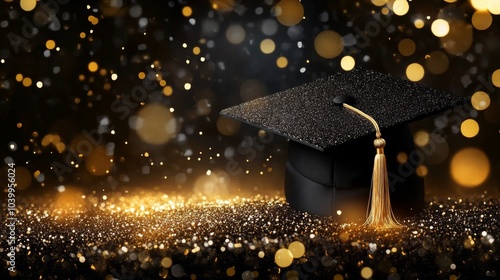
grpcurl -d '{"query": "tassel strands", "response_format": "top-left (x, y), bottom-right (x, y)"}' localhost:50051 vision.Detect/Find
top-left (342, 103), bottom-right (401, 229)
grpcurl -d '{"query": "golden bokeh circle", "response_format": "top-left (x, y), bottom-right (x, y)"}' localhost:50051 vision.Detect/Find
top-left (451, 148), bottom-right (490, 188)
top-left (314, 30), bottom-right (344, 59)
top-left (275, 0), bottom-right (304, 26)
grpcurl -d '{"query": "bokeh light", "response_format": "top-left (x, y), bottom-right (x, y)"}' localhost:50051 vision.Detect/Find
top-left (460, 119), bottom-right (479, 138)
top-left (398, 38), bottom-right (416, 56)
top-left (393, 0), bottom-right (410, 16)
top-left (260, 39), bottom-right (276, 54)
top-left (440, 20), bottom-right (473, 55)
top-left (360, 267), bottom-right (373, 279)
top-left (425, 50), bottom-right (449, 74)
top-left (492, 69), bottom-right (500, 87)
top-left (88, 62), bottom-right (99, 72)
top-left (133, 103), bottom-right (178, 145)
top-left (406, 63), bottom-right (425, 82)
top-left (274, 248), bottom-right (293, 268)
top-left (226, 25), bottom-right (246, 45)
top-left (274, 0), bottom-right (304, 26)
top-left (472, 11), bottom-right (492, 30)
top-left (451, 147), bottom-right (490, 188)
top-left (20, 0), bottom-right (36, 11)
top-left (470, 0), bottom-right (489, 11)
top-left (193, 171), bottom-right (230, 197)
top-left (414, 130), bottom-right (430, 147)
top-left (414, 18), bottom-right (425, 28)
top-left (340, 56), bottom-right (355, 71)
top-left (217, 117), bottom-right (241, 136)
top-left (314, 30), bottom-right (344, 59)
top-left (276, 56), bottom-right (288, 68)
top-left (288, 241), bottom-right (305, 258)
top-left (431, 19), bottom-right (450, 37)
top-left (371, 0), bottom-right (388, 6)
top-left (85, 146), bottom-right (113, 176)
top-left (210, 0), bottom-right (236, 12)
top-left (471, 91), bottom-right (490, 110)
top-left (46, 40), bottom-right (56, 50)
top-left (182, 6), bottom-right (193, 17)
top-left (14, 166), bottom-right (32, 190)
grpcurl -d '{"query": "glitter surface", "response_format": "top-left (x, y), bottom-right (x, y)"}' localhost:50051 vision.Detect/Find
top-left (2, 192), bottom-right (499, 279)
top-left (221, 68), bottom-right (465, 150)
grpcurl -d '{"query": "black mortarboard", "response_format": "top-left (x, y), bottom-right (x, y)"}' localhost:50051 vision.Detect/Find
top-left (220, 68), bottom-right (464, 223)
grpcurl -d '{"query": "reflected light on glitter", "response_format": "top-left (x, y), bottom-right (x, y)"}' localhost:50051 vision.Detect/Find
top-left (451, 147), bottom-right (490, 188)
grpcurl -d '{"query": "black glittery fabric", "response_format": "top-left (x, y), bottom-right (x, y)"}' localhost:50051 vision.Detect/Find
top-left (221, 68), bottom-right (465, 150)
top-left (2, 192), bottom-right (499, 279)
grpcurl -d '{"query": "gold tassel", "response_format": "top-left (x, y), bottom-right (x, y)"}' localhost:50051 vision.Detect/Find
top-left (343, 103), bottom-right (401, 229)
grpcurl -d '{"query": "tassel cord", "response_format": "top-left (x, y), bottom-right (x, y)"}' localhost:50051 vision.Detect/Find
top-left (342, 103), bottom-right (401, 229)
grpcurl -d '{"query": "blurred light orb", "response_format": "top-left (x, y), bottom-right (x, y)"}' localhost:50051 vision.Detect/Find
top-left (88, 61), bottom-right (99, 72)
top-left (414, 19), bottom-right (425, 29)
top-left (492, 69), bottom-right (500, 87)
top-left (210, 0), bottom-right (236, 12)
top-left (46, 40), bottom-right (56, 50)
top-left (260, 39), bottom-right (276, 54)
top-left (451, 147), bottom-right (490, 187)
top-left (240, 79), bottom-right (268, 101)
top-left (472, 11), bottom-right (492, 30)
top-left (217, 116), bottom-right (241, 136)
top-left (340, 56), bottom-right (355, 71)
top-left (261, 19), bottom-right (279, 36)
top-left (20, 0), bottom-right (36, 11)
top-left (13, 166), bottom-right (32, 190)
top-left (274, 248), bottom-right (293, 268)
top-left (314, 30), bottom-right (344, 59)
top-left (471, 91), bottom-right (490, 110)
top-left (276, 56), bottom-right (288, 68)
top-left (134, 103), bottom-right (177, 145)
top-left (371, 0), bottom-right (388, 6)
top-left (406, 63), bottom-right (425, 82)
top-left (398, 38), bottom-right (416, 56)
top-left (226, 25), bottom-right (246, 45)
top-left (85, 146), bottom-right (113, 176)
top-left (431, 19), bottom-right (450, 37)
top-left (470, 0), bottom-right (489, 11)
top-left (393, 0), bottom-right (410, 16)
top-left (193, 171), bottom-right (230, 197)
top-left (361, 267), bottom-right (374, 279)
top-left (288, 241), bottom-right (305, 258)
top-left (425, 50), bottom-right (449, 74)
top-left (488, 0), bottom-right (500, 14)
top-left (275, 0), bottom-right (304, 26)
top-left (182, 6), bottom-right (192, 17)
top-left (460, 119), bottom-right (479, 138)
top-left (440, 20), bottom-right (473, 55)
top-left (414, 130), bottom-right (430, 147)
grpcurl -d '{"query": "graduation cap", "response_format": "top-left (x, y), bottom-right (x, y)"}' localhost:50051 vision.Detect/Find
top-left (220, 68), bottom-right (464, 228)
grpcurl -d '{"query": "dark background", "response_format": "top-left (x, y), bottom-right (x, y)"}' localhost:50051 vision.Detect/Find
top-left (0, 0), bottom-right (498, 198)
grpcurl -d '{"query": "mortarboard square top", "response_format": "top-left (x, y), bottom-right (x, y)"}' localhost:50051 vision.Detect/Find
top-left (220, 68), bottom-right (464, 151)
